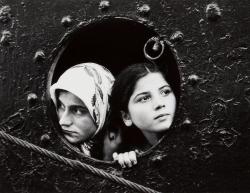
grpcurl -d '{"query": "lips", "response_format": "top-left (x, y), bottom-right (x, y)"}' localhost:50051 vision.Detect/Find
top-left (62, 129), bottom-right (76, 135)
top-left (154, 113), bottom-right (169, 120)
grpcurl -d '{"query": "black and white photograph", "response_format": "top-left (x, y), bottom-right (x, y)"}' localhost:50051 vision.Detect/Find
top-left (0, 0), bottom-right (249, 192)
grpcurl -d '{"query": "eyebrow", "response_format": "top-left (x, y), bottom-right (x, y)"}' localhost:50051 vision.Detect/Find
top-left (57, 97), bottom-right (85, 108)
top-left (133, 84), bottom-right (170, 99)
top-left (132, 92), bottom-right (149, 102)
top-left (70, 105), bottom-right (87, 109)
top-left (159, 85), bottom-right (170, 90)
top-left (134, 92), bottom-right (149, 98)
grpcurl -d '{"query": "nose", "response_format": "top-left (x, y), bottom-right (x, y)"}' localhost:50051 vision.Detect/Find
top-left (59, 110), bottom-right (72, 127)
top-left (153, 95), bottom-right (165, 111)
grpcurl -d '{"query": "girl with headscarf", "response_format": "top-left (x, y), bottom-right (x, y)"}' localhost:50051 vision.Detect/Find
top-left (50, 62), bottom-right (119, 159)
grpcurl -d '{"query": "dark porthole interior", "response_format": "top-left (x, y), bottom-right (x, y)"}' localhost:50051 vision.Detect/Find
top-left (51, 17), bottom-right (158, 84)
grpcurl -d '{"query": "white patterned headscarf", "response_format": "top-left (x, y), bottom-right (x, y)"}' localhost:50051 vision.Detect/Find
top-left (50, 62), bottom-right (115, 138)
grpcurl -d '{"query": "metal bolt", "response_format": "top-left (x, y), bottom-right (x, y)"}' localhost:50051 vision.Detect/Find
top-left (170, 31), bottom-right (184, 43)
top-left (0, 5), bottom-right (11, 23)
top-left (181, 118), bottom-right (192, 129)
top-left (137, 4), bottom-right (151, 16)
top-left (99, 1), bottom-right (110, 11)
top-left (183, 118), bottom-right (191, 125)
top-left (40, 134), bottom-right (51, 146)
top-left (61, 15), bottom-right (73, 28)
top-left (33, 49), bottom-right (45, 62)
top-left (27, 93), bottom-right (38, 107)
top-left (0, 30), bottom-right (12, 46)
top-left (206, 3), bottom-right (221, 21)
top-left (188, 74), bottom-right (200, 86)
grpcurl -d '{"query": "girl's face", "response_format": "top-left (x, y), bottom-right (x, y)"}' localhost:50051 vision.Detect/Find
top-left (57, 91), bottom-right (97, 144)
top-left (124, 72), bottom-right (176, 136)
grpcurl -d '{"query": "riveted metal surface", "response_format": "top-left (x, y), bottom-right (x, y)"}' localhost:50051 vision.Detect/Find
top-left (0, 0), bottom-right (249, 192)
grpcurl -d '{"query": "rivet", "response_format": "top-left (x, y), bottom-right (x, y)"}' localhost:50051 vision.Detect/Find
top-left (27, 93), bottom-right (38, 107)
top-left (137, 4), bottom-right (151, 16)
top-left (61, 15), bottom-right (73, 28)
top-left (40, 134), bottom-right (50, 145)
top-left (181, 118), bottom-right (192, 129)
top-left (99, 1), bottom-right (110, 11)
top-left (211, 103), bottom-right (226, 114)
top-left (0, 5), bottom-right (11, 23)
top-left (188, 74), bottom-right (200, 86)
top-left (199, 18), bottom-right (205, 24)
top-left (0, 30), bottom-right (12, 46)
top-left (170, 31), bottom-right (184, 43)
top-left (183, 118), bottom-right (191, 125)
top-left (206, 3), bottom-right (221, 21)
top-left (33, 49), bottom-right (45, 62)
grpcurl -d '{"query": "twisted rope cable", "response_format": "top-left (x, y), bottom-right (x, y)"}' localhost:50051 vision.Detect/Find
top-left (0, 130), bottom-right (161, 193)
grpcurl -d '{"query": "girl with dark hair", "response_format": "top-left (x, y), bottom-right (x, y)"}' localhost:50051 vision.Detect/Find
top-left (110, 62), bottom-right (178, 168)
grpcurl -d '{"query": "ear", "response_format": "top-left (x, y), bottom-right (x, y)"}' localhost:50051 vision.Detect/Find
top-left (121, 111), bottom-right (132, 127)
top-left (109, 131), bottom-right (115, 140)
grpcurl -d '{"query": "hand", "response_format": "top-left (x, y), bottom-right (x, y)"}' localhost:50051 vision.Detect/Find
top-left (112, 151), bottom-right (137, 168)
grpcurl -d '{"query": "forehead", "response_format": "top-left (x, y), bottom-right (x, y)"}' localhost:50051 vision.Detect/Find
top-left (58, 90), bottom-right (86, 107)
top-left (133, 72), bottom-right (168, 93)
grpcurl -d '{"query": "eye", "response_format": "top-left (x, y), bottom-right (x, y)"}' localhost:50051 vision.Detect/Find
top-left (71, 106), bottom-right (89, 116)
top-left (57, 101), bottom-right (65, 111)
top-left (161, 88), bottom-right (172, 96)
top-left (136, 95), bottom-right (151, 103)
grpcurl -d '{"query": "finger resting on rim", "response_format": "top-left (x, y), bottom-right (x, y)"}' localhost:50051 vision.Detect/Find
top-left (128, 151), bottom-right (137, 165)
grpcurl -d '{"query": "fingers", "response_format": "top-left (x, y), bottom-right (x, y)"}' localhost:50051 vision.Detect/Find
top-left (128, 151), bottom-right (137, 165)
top-left (112, 151), bottom-right (138, 168)
top-left (123, 152), bottom-right (132, 168)
top-left (118, 153), bottom-right (126, 168)
top-left (113, 152), bottom-right (118, 161)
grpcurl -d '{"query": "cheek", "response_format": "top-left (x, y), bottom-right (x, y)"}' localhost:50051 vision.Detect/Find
top-left (166, 94), bottom-right (177, 114)
top-left (129, 104), bottom-right (151, 124)
top-left (76, 116), bottom-right (97, 134)
top-left (57, 109), bottom-right (62, 119)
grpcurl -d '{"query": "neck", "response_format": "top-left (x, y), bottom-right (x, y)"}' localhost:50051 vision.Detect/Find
top-left (141, 131), bottom-right (161, 146)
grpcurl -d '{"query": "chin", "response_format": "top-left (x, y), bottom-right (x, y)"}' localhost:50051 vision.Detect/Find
top-left (157, 126), bottom-right (170, 132)
top-left (64, 136), bottom-right (79, 144)
top-left (155, 122), bottom-right (172, 132)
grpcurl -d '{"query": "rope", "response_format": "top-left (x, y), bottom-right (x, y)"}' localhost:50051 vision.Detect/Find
top-left (0, 130), bottom-right (161, 193)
